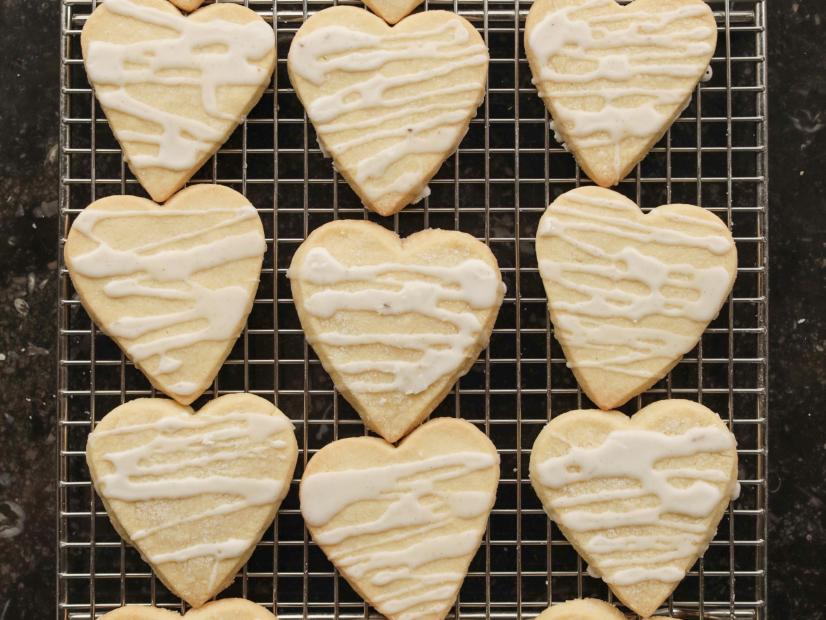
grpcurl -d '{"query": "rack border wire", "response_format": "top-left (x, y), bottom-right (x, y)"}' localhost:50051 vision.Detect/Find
top-left (57, 0), bottom-right (769, 619)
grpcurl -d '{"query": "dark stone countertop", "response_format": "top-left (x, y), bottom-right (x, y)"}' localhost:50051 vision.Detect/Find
top-left (0, 0), bottom-right (823, 618)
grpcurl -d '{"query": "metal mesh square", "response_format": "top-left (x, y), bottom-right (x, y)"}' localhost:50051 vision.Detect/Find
top-left (58, 1), bottom-right (768, 617)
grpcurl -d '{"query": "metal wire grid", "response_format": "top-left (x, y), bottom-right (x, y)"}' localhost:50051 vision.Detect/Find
top-left (57, 0), bottom-right (768, 618)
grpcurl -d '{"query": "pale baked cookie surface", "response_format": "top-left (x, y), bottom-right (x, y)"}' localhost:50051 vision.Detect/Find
top-left (300, 418), bottom-right (499, 620)
top-left (168, 0), bottom-right (204, 12)
top-left (99, 607), bottom-right (180, 620)
top-left (81, 0), bottom-right (275, 202)
top-left (529, 400), bottom-right (739, 618)
top-left (186, 600), bottom-right (278, 620)
top-left (99, 598), bottom-right (278, 619)
top-left (534, 598), bottom-right (626, 619)
top-left (86, 394), bottom-right (298, 608)
top-left (535, 186), bottom-right (736, 410)
top-left (64, 185), bottom-right (265, 404)
top-left (525, 0), bottom-right (717, 186)
top-left (288, 220), bottom-right (505, 442)
top-left (363, 0), bottom-right (424, 24)
top-left (287, 6), bottom-right (488, 215)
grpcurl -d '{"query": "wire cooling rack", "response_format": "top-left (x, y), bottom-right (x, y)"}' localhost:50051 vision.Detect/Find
top-left (57, 0), bottom-right (768, 618)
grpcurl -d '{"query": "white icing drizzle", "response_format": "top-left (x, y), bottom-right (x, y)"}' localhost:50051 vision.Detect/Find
top-left (535, 425), bottom-right (737, 586)
top-left (288, 17), bottom-right (487, 203)
top-left (287, 247), bottom-right (503, 395)
top-left (69, 204), bottom-right (265, 396)
top-left (549, 120), bottom-right (569, 150)
top-left (537, 191), bottom-right (734, 378)
top-left (412, 185), bottom-right (432, 204)
top-left (90, 411), bottom-right (292, 587)
top-left (146, 538), bottom-right (250, 564)
top-left (85, 0), bottom-right (274, 171)
top-left (528, 0), bottom-right (715, 183)
top-left (302, 450), bottom-right (498, 619)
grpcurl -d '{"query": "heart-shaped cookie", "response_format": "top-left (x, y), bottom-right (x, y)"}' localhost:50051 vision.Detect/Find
top-left (300, 417), bottom-right (499, 620)
top-left (535, 186), bottom-right (736, 410)
top-left (287, 6), bottom-right (488, 216)
top-left (99, 598), bottom-right (277, 620)
top-left (535, 599), bottom-right (627, 620)
top-left (64, 185), bottom-right (265, 404)
top-left (81, 0), bottom-right (275, 203)
top-left (287, 220), bottom-right (504, 442)
top-left (525, 0), bottom-right (716, 187)
top-left (529, 400), bottom-right (739, 618)
top-left (363, 0), bottom-right (423, 25)
top-left (87, 394), bottom-right (298, 608)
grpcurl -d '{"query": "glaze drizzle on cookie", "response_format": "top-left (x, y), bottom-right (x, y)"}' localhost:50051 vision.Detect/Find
top-left (536, 188), bottom-right (735, 383)
top-left (90, 410), bottom-right (293, 588)
top-left (68, 202), bottom-right (265, 398)
top-left (287, 247), bottom-right (503, 395)
top-left (527, 0), bottom-right (716, 184)
top-left (301, 450), bottom-right (498, 620)
top-left (288, 13), bottom-right (488, 207)
top-left (533, 425), bottom-right (737, 586)
top-left (84, 0), bottom-right (274, 171)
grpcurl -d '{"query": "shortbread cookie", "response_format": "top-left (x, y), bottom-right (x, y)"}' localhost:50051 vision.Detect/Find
top-left (100, 599), bottom-right (278, 619)
top-left (288, 220), bottom-right (504, 442)
top-left (525, 0), bottom-right (717, 186)
top-left (64, 185), bottom-right (266, 404)
top-left (300, 417), bottom-right (499, 620)
top-left (535, 186), bottom-right (736, 409)
top-left (529, 400), bottom-right (739, 618)
top-left (534, 599), bottom-right (626, 620)
top-left (86, 394), bottom-right (298, 608)
top-left (363, 0), bottom-right (423, 24)
top-left (81, 0), bottom-right (275, 202)
top-left (288, 7), bottom-right (488, 215)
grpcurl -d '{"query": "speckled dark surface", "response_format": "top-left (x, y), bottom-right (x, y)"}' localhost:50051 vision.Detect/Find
top-left (0, 0), bottom-right (823, 618)
top-left (765, 1), bottom-right (826, 617)
top-left (0, 0), bottom-right (60, 617)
